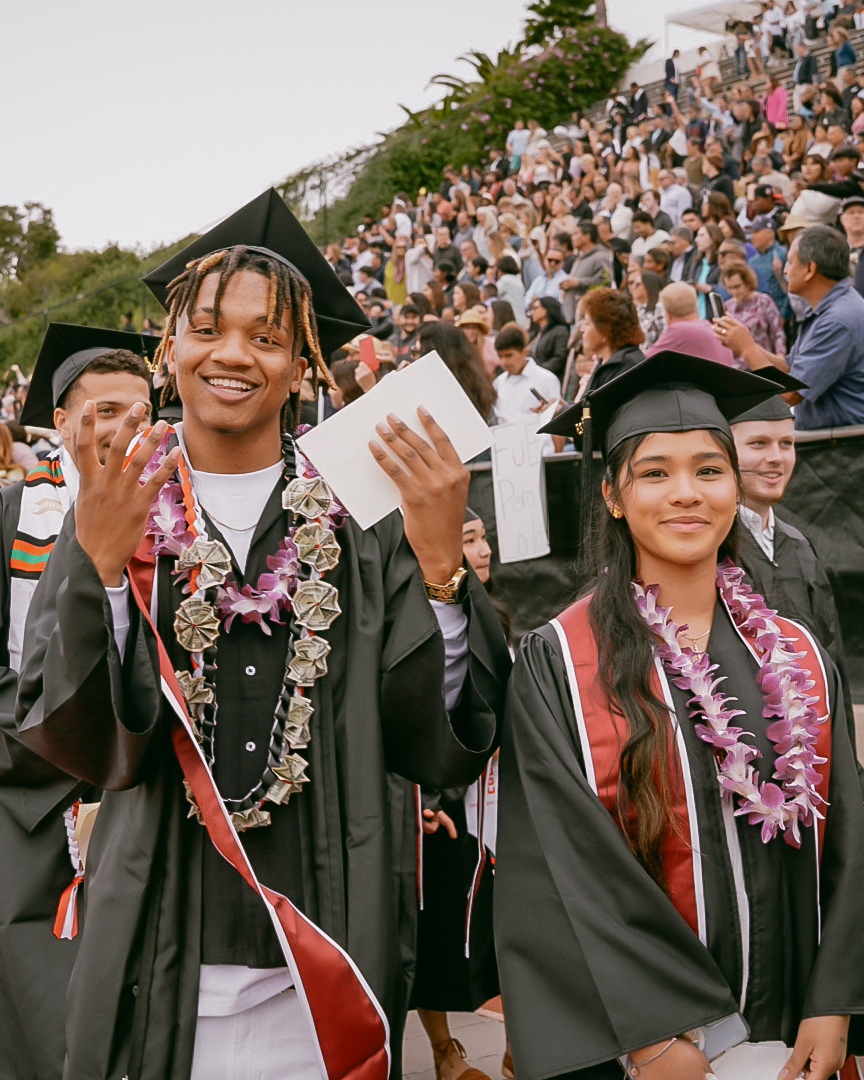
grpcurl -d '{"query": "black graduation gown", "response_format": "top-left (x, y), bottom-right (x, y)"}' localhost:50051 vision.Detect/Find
top-left (14, 487), bottom-right (511, 1080)
top-left (495, 604), bottom-right (864, 1080)
top-left (409, 785), bottom-right (499, 1013)
top-left (0, 482), bottom-right (89, 1080)
top-left (738, 515), bottom-right (861, 787)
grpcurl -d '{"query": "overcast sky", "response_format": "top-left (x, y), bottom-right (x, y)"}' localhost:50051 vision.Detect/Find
top-left (6, 0), bottom-right (707, 252)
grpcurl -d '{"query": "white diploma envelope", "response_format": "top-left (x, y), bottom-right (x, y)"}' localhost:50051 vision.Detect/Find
top-left (297, 352), bottom-right (493, 530)
top-left (709, 1042), bottom-right (792, 1080)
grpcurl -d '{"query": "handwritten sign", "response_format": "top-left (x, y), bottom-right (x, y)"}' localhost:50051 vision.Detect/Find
top-left (490, 409), bottom-right (554, 564)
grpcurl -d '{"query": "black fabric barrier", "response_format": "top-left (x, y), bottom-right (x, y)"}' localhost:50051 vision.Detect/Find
top-left (468, 433), bottom-right (864, 702)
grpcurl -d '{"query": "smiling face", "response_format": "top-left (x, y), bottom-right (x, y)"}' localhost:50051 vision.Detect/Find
top-left (604, 429), bottom-right (739, 578)
top-left (55, 370), bottom-right (152, 466)
top-left (166, 269), bottom-right (306, 453)
top-left (732, 417), bottom-right (795, 507)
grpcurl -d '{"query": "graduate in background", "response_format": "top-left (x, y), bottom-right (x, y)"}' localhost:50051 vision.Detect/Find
top-left (13, 191), bottom-right (510, 1080)
top-left (497, 353), bottom-right (864, 1079)
top-left (412, 508), bottom-right (512, 1080)
top-left (730, 394), bottom-right (860, 785)
top-left (0, 325), bottom-right (154, 1079)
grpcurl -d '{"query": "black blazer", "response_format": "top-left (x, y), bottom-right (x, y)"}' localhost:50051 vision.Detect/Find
top-left (530, 323), bottom-right (570, 380)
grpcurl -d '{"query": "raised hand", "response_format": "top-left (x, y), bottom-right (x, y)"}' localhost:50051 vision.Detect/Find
top-left (74, 401), bottom-right (182, 587)
top-left (369, 406), bottom-right (469, 585)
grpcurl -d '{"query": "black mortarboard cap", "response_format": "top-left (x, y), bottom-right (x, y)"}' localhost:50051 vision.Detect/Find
top-left (730, 365), bottom-right (802, 424)
top-left (539, 352), bottom-right (806, 552)
top-left (20, 323), bottom-right (158, 428)
top-left (143, 189), bottom-right (370, 358)
top-left (540, 352), bottom-right (804, 455)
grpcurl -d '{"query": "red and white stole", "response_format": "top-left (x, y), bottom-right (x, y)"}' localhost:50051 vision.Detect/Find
top-left (549, 594), bottom-right (833, 941)
top-left (127, 545), bottom-right (390, 1080)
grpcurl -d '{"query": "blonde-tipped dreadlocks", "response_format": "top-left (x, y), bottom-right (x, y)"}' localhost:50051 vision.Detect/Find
top-left (152, 246), bottom-right (338, 429)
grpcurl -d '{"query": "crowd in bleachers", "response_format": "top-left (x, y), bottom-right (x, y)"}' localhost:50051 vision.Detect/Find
top-left (320, 1), bottom-right (864, 435)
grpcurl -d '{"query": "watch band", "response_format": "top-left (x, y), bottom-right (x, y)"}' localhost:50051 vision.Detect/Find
top-left (424, 566), bottom-right (468, 604)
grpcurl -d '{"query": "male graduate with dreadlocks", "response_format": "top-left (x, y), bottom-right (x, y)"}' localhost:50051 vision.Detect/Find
top-left (14, 190), bottom-right (511, 1080)
top-left (0, 325), bottom-right (154, 1078)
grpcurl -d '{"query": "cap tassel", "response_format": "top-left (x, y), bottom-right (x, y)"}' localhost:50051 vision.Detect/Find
top-left (578, 403), bottom-right (594, 564)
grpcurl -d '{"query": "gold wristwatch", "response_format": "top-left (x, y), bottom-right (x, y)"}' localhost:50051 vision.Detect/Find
top-left (424, 566), bottom-right (469, 604)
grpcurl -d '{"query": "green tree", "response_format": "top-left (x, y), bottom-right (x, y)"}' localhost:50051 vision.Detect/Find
top-left (522, 0), bottom-right (594, 46)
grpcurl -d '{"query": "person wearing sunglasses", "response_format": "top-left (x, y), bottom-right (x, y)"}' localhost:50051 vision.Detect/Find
top-left (523, 247), bottom-right (568, 314)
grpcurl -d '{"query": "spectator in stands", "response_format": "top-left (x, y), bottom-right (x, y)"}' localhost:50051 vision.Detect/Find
top-left (643, 247), bottom-right (673, 279)
top-left (838, 195), bottom-right (864, 291)
top-left (751, 153), bottom-right (793, 198)
top-left (629, 81), bottom-right (649, 121)
top-left (668, 226), bottom-right (699, 282)
top-left (406, 235), bottom-right (435, 295)
top-left (627, 267), bottom-right (667, 347)
top-left (697, 46), bottom-right (721, 97)
top-left (493, 324), bottom-right (561, 424)
top-left (828, 26), bottom-right (856, 86)
top-left (665, 49), bottom-right (681, 98)
top-left (452, 281), bottom-right (482, 318)
top-left (383, 239), bottom-right (408, 305)
top-left (495, 255), bottom-right (529, 328)
top-left (432, 225), bottom-right (463, 273)
top-left (558, 222), bottom-right (613, 322)
top-left (647, 282), bottom-right (740, 366)
top-left (423, 278), bottom-right (446, 316)
top-left (700, 155), bottom-right (737, 205)
top-left (747, 214), bottom-right (791, 318)
top-left (792, 41), bottom-right (821, 113)
top-left (630, 210), bottom-right (671, 258)
top-left (527, 297), bottom-right (570, 379)
top-left (455, 308), bottom-right (498, 375)
top-left (602, 182), bottom-right (634, 239)
top-left (467, 257), bottom-right (490, 288)
top-left (639, 187), bottom-right (673, 234)
top-left (523, 249), bottom-right (566, 313)
top-left (782, 114), bottom-right (810, 172)
top-left (691, 223), bottom-right (724, 316)
top-left (716, 226), bottom-right (864, 427)
top-left (760, 74), bottom-right (789, 130)
top-left (720, 260), bottom-right (787, 361)
top-left (390, 304), bottom-right (421, 365)
top-left (681, 207), bottom-right (704, 234)
top-left (830, 144), bottom-right (862, 180)
top-left (415, 322), bottom-right (496, 429)
top-left (577, 288), bottom-right (645, 395)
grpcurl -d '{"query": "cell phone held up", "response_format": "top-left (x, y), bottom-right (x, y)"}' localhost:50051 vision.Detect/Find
top-left (708, 292), bottom-right (725, 320)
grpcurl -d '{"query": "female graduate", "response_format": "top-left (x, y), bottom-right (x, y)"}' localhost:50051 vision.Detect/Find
top-left (495, 352), bottom-right (864, 1080)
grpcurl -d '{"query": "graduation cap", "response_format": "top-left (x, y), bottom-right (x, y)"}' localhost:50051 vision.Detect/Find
top-left (20, 323), bottom-right (159, 429)
top-left (539, 352), bottom-right (806, 538)
top-left (143, 189), bottom-right (369, 358)
top-left (730, 366), bottom-right (801, 424)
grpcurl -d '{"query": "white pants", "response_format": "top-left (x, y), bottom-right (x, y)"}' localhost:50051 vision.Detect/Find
top-left (190, 989), bottom-right (324, 1080)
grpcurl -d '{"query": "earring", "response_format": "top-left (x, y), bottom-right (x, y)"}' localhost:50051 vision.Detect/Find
top-left (611, 505), bottom-right (623, 519)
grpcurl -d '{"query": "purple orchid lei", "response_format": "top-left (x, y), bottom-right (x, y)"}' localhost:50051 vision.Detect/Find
top-left (142, 427), bottom-right (346, 634)
top-left (633, 561), bottom-right (828, 848)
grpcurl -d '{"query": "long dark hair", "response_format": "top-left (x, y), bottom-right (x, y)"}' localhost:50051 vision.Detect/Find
top-left (586, 429), bottom-right (741, 889)
top-left (416, 321), bottom-right (496, 416)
